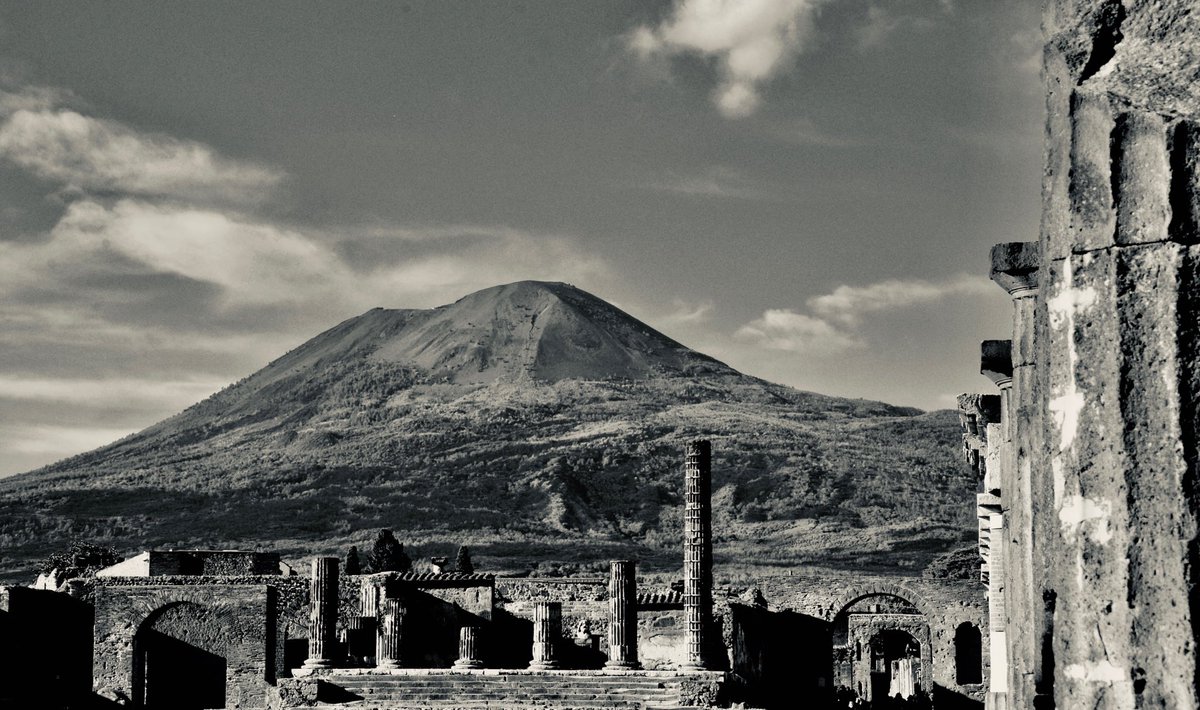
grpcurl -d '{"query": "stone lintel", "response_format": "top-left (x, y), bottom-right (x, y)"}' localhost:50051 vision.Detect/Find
top-left (990, 242), bottom-right (1041, 295)
top-left (981, 340), bottom-right (1014, 387)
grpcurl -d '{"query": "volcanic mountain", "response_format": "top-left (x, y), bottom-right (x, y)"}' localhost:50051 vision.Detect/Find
top-left (0, 281), bottom-right (973, 583)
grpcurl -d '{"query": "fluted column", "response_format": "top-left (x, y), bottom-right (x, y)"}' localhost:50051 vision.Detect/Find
top-left (376, 597), bottom-right (405, 669)
top-left (682, 439), bottom-right (712, 671)
top-left (528, 601), bottom-right (562, 670)
top-left (605, 559), bottom-right (641, 669)
top-left (454, 626), bottom-right (484, 669)
top-left (303, 557), bottom-right (340, 669)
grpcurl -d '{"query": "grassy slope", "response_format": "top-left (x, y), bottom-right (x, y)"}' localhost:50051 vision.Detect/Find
top-left (0, 366), bottom-right (969, 584)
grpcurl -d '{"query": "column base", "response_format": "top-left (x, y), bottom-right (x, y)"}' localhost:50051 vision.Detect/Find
top-left (453, 660), bottom-right (485, 669)
top-left (302, 659), bottom-right (334, 670)
top-left (604, 660), bottom-right (643, 670)
top-left (375, 660), bottom-right (402, 670)
top-left (527, 661), bottom-right (561, 670)
top-left (677, 662), bottom-right (709, 671)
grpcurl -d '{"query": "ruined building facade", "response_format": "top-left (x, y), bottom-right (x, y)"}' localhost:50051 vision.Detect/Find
top-left (961, 2), bottom-right (1200, 708)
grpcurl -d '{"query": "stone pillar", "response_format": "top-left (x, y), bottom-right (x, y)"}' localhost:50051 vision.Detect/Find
top-left (528, 601), bottom-right (562, 670)
top-left (376, 597), bottom-right (405, 670)
top-left (682, 439), bottom-right (713, 671)
top-left (303, 557), bottom-right (339, 669)
top-left (453, 626), bottom-right (484, 669)
top-left (605, 559), bottom-right (641, 669)
top-left (980, 341), bottom-right (1013, 710)
top-left (1016, 5), bottom-right (1199, 706)
top-left (991, 242), bottom-right (1042, 710)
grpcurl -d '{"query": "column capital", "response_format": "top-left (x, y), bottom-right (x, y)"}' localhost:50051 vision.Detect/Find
top-left (981, 340), bottom-right (1014, 388)
top-left (990, 242), bottom-right (1040, 297)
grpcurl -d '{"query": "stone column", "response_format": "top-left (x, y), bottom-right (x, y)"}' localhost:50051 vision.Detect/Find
top-left (990, 242), bottom-right (1041, 710)
top-left (980, 342), bottom-right (1013, 710)
top-left (605, 560), bottom-right (641, 669)
top-left (454, 626), bottom-right (484, 669)
top-left (528, 601), bottom-right (562, 670)
top-left (1019, 6), bottom-right (1198, 705)
top-left (682, 439), bottom-right (713, 671)
top-left (303, 557), bottom-right (340, 669)
top-left (376, 597), bottom-right (405, 669)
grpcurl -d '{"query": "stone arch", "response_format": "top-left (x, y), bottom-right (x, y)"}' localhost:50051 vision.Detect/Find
top-left (954, 621), bottom-right (983, 685)
top-left (133, 601), bottom-right (232, 709)
top-left (827, 582), bottom-right (933, 621)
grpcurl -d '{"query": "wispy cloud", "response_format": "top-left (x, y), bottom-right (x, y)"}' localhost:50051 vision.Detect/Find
top-left (736, 274), bottom-right (992, 354)
top-left (0, 86), bottom-right (282, 202)
top-left (809, 274), bottom-right (992, 326)
top-left (628, 0), bottom-right (824, 119)
top-left (643, 166), bottom-right (768, 199)
top-left (736, 308), bottom-right (863, 355)
top-left (661, 298), bottom-right (715, 325)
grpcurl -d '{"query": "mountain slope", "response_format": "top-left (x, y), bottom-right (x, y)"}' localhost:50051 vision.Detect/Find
top-left (0, 281), bottom-right (972, 583)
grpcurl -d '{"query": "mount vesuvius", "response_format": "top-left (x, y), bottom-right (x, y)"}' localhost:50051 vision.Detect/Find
top-left (0, 281), bottom-right (972, 583)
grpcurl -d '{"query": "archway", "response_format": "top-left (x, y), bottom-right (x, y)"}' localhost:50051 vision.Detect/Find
top-left (133, 602), bottom-right (228, 709)
top-left (869, 629), bottom-right (920, 701)
top-left (830, 590), bottom-right (932, 704)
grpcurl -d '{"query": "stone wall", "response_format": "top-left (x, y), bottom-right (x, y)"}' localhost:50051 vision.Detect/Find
top-left (726, 575), bottom-right (987, 708)
top-left (968, 3), bottom-right (1200, 708)
top-left (92, 583), bottom-right (276, 709)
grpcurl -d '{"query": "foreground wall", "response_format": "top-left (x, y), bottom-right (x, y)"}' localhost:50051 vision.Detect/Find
top-left (977, 2), bottom-right (1200, 707)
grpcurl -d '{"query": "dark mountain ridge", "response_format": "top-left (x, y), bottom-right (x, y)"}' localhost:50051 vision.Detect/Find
top-left (0, 281), bottom-right (970, 583)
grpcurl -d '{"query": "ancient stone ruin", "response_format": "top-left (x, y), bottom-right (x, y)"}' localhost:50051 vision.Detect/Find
top-left (0, 442), bottom-right (986, 709)
top-left (958, 2), bottom-right (1200, 709)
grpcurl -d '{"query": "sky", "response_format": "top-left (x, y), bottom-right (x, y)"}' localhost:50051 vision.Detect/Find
top-left (0, 0), bottom-right (1044, 476)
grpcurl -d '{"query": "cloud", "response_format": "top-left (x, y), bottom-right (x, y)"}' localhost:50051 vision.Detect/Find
top-left (0, 88), bottom-right (282, 202)
top-left (736, 274), bottom-right (993, 354)
top-left (0, 375), bottom-right (225, 408)
top-left (808, 274), bottom-right (993, 326)
top-left (643, 166), bottom-right (769, 199)
top-left (628, 0), bottom-right (823, 119)
top-left (3, 424), bottom-right (137, 457)
top-left (736, 308), bottom-right (863, 355)
top-left (661, 298), bottom-right (715, 325)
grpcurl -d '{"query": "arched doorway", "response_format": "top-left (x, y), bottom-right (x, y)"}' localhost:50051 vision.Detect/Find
top-left (830, 590), bottom-right (932, 704)
top-left (869, 629), bottom-right (920, 701)
top-left (133, 602), bottom-right (228, 709)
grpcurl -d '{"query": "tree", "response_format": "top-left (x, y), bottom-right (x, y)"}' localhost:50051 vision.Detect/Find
top-left (365, 529), bottom-right (411, 573)
top-left (454, 545), bottom-right (474, 574)
top-left (345, 545), bottom-right (362, 575)
top-left (37, 540), bottom-right (121, 579)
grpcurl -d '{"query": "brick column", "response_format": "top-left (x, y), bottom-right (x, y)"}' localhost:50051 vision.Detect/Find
top-left (453, 626), bottom-right (484, 669)
top-left (528, 601), bottom-right (562, 670)
top-left (376, 597), bottom-right (405, 669)
top-left (682, 439), bottom-right (713, 671)
top-left (605, 559), bottom-right (641, 669)
top-left (303, 557), bottom-right (339, 669)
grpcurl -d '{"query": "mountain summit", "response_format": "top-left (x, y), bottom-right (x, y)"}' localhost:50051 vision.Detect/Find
top-left (0, 281), bottom-right (971, 583)
top-left (329, 280), bottom-right (735, 384)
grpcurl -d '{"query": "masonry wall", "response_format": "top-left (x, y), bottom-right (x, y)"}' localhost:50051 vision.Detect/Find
top-left (998, 2), bottom-right (1200, 708)
top-left (92, 583), bottom-right (276, 709)
top-left (728, 575), bottom-right (987, 708)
